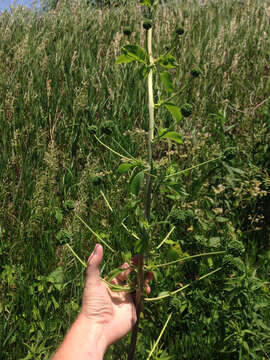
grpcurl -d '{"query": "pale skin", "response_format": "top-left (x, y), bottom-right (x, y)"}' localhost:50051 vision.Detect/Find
top-left (52, 244), bottom-right (153, 360)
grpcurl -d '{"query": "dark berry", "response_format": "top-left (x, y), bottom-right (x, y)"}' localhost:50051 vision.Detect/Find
top-left (143, 20), bottom-right (152, 30)
top-left (123, 27), bottom-right (132, 36)
top-left (191, 67), bottom-right (202, 78)
top-left (176, 27), bottom-right (184, 35)
top-left (100, 120), bottom-right (115, 135)
top-left (181, 103), bottom-right (193, 117)
top-left (92, 176), bottom-right (103, 186)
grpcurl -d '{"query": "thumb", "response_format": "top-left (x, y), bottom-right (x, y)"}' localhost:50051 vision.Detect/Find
top-left (86, 244), bottom-right (103, 283)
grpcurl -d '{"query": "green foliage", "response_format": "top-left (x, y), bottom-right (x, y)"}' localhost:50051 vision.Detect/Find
top-left (88, 125), bottom-right (98, 134)
top-left (0, 0), bottom-right (269, 359)
top-left (227, 239), bottom-right (245, 257)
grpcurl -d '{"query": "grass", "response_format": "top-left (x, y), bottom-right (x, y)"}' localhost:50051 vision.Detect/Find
top-left (0, 0), bottom-right (270, 359)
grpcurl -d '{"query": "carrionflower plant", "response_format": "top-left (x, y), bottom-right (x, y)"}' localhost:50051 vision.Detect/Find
top-left (66, 0), bottom-right (240, 358)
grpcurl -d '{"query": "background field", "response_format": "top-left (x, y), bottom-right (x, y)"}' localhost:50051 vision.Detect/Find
top-left (0, 0), bottom-right (270, 359)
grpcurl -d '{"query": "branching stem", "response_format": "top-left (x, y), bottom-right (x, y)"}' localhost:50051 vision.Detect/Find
top-left (128, 26), bottom-right (155, 360)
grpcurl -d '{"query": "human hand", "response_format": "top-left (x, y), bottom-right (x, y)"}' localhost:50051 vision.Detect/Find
top-left (81, 243), bottom-right (153, 348)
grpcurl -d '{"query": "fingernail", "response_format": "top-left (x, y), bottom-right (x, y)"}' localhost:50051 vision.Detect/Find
top-left (93, 244), bottom-right (99, 255)
top-left (89, 245), bottom-right (98, 262)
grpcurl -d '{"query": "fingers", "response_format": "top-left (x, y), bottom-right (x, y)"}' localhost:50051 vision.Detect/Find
top-left (111, 262), bottom-right (133, 285)
top-left (86, 244), bottom-right (103, 284)
top-left (144, 271), bottom-right (154, 294)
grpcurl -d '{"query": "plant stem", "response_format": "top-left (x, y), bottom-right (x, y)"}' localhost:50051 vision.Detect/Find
top-left (128, 26), bottom-right (155, 360)
top-left (149, 250), bottom-right (226, 268)
top-left (146, 313), bottom-right (172, 360)
top-left (145, 267), bottom-right (222, 301)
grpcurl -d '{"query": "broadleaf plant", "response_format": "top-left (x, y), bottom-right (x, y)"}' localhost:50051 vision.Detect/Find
top-left (68, 1), bottom-right (237, 358)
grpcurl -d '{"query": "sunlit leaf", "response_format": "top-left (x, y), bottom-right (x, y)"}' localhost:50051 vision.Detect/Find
top-left (158, 54), bottom-right (178, 69)
top-left (130, 170), bottom-right (144, 196)
top-left (116, 54), bottom-right (135, 64)
top-left (164, 102), bottom-right (183, 123)
top-left (160, 131), bottom-right (182, 144)
top-left (122, 44), bottom-right (148, 63)
top-left (160, 71), bottom-right (174, 93)
top-left (117, 163), bottom-right (133, 174)
top-left (140, 0), bottom-right (154, 7)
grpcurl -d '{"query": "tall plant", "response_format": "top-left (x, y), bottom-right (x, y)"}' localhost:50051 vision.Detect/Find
top-left (70, 0), bottom-right (244, 358)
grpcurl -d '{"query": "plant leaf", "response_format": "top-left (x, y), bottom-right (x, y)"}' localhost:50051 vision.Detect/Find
top-left (160, 131), bottom-right (182, 144)
top-left (105, 267), bottom-right (126, 282)
top-left (116, 54), bottom-right (135, 64)
top-left (46, 267), bottom-right (64, 291)
top-left (130, 170), bottom-right (144, 196)
top-left (140, 0), bottom-right (154, 7)
top-left (138, 64), bottom-right (149, 80)
top-left (117, 163), bottom-right (133, 174)
top-left (164, 102), bottom-right (183, 123)
top-left (158, 54), bottom-right (178, 69)
top-left (160, 71), bottom-right (174, 93)
top-left (216, 216), bottom-right (229, 223)
top-left (122, 45), bottom-right (148, 63)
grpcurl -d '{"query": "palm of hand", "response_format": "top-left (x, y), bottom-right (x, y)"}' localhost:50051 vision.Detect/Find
top-left (82, 251), bottom-right (136, 346)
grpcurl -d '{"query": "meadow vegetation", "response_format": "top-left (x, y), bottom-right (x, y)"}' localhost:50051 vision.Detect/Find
top-left (0, 0), bottom-right (270, 359)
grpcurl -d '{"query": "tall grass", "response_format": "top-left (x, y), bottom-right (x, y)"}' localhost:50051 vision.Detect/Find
top-left (0, 0), bottom-right (269, 359)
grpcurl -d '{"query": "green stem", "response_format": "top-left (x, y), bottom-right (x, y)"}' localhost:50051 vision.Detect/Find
top-left (147, 251), bottom-right (225, 269)
top-left (100, 190), bottom-right (113, 213)
top-left (75, 214), bottom-right (115, 253)
top-left (66, 244), bottom-right (133, 292)
top-left (146, 313), bottom-right (172, 360)
top-left (112, 137), bottom-right (137, 161)
top-left (156, 226), bottom-right (176, 249)
top-left (128, 26), bottom-right (155, 360)
top-left (145, 267), bottom-right (222, 302)
top-left (94, 135), bottom-right (133, 162)
top-left (66, 243), bottom-right (87, 268)
top-left (165, 155), bottom-right (223, 179)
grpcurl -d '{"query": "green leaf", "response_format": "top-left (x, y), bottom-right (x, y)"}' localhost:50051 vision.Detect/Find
top-left (140, 0), bottom-right (154, 7)
top-left (158, 54), bottom-right (178, 69)
top-left (117, 163), bottom-right (133, 174)
top-left (160, 71), bottom-right (174, 93)
top-left (160, 131), bottom-right (182, 144)
top-left (116, 54), bottom-right (135, 64)
top-left (122, 45), bottom-right (148, 64)
top-left (138, 64), bottom-right (149, 80)
top-left (46, 267), bottom-right (64, 291)
top-left (105, 267), bottom-right (126, 282)
top-left (55, 208), bottom-right (63, 224)
top-left (130, 170), bottom-right (144, 196)
top-left (164, 102), bottom-right (183, 123)
top-left (216, 216), bottom-right (229, 223)
top-left (209, 237), bottom-right (221, 247)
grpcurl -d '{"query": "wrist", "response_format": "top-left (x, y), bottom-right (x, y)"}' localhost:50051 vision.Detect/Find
top-left (76, 313), bottom-right (108, 359)
top-left (53, 313), bottom-right (107, 360)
